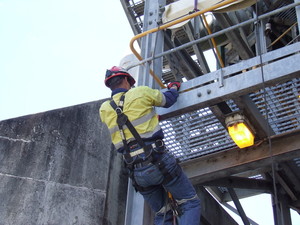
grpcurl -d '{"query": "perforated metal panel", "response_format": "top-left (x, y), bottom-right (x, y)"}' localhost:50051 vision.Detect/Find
top-left (250, 78), bottom-right (300, 134)
top-left (160, 107), bottom-right (235, 161)
top-left (161, 78), bottom-right (300, 162)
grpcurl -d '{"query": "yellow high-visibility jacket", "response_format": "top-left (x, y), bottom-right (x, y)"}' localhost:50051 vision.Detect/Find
top-left (99, 86), bottom-right (166, 150)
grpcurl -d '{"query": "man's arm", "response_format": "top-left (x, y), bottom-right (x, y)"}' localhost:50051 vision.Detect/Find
top-left (163, 82), bottom-right (181, 108)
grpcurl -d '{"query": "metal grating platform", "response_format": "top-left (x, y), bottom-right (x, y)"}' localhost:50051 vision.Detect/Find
top-left (250, 78), bottom-right (300, 134)
top-left (160, 108), bottom-right (235, 161)
top-left (161, 77), bottom-right (300, 162)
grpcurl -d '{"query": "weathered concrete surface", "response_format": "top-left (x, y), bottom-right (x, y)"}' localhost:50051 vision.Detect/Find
top-left (0, 100), bottom-right (128, 225)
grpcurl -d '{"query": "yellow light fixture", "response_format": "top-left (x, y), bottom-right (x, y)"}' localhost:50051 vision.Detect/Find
top-left (225, 113), bottom-right (255, 149)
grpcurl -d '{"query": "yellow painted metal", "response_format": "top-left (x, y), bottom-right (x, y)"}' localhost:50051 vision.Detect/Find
top-left (129, 0), bottom-right (239, 88)
top-left (268, 22), bottom-right (298, 49)
top-left (201, 14), bottom-right (225, 68)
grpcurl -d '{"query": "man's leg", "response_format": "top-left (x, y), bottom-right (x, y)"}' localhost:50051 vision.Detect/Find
top-left (140, 186), bottom-right (173, 225)
top-left (161, 153), bottom-right (201, 225)
top-left (133, 163), bottom-right (174, 225)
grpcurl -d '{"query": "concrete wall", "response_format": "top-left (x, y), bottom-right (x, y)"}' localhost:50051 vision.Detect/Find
top-left (0, 100), bottom-right (128, 225)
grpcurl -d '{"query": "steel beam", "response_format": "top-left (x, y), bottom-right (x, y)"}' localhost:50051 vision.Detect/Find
top-left (125, 1), bottom-right (166, 224)
top-left (296, 0), bottom-right (300, 32)
top-left (156, 42), bottom-right (300, 119)
top-left (139, 0), bottom-right (165, 88)
top-left (227, 187), bottom-right (251, 225)
top-left (196, 186), bottom-right (239, 225)
top-left (128, 2), bottom-right (300, 70)
top-left (279, 195), bottom-right (293, 225)
top-left (281, 163), bottom-right (300, 193)
top-left (275, 172), bottom-right (298, 202)
top-left (124, 180), bottom-right (145, 225)
top-left (213, 12), bottom-right (254, 60)
top-left (164, 32), bottom-right (204, 80)
top-left (233, 95), bottom-right (275, 139)
top-left (184, 20), bottom-right (210, 74)
top-left (120, 0), bottom-right (142, 36)
top-left (222, 202), bottom-right (259, 225)
top-left (202, 176), bottom-right (273, 191)
top-left (180, 129), bottom-right (300, 184)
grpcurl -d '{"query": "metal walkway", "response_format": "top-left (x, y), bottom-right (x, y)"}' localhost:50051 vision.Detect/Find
top-left (121, 0), bottom-right (300, 224)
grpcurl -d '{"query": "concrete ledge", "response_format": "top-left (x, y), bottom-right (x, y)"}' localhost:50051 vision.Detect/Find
top-left (0, 100), bottom-right (128, 225)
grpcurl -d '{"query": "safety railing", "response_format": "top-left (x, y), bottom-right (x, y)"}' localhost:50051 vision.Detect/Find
top-left (128, 1), bottom-right (300, 88)
top-left (129, 0), bottom-right (239, 88)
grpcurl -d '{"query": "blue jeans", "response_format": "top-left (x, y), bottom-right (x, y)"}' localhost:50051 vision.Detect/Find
top-left (133, 152), bottom-right (201, 225)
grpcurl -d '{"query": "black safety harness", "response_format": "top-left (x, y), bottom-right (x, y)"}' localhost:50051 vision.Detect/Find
top-left (109, 93), bottom-right (181, 192)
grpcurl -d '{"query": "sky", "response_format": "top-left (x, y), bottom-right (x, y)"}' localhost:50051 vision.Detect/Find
top-left (225, 193), bottom-right (300, 225)
top-left (0, 0), bottom-right (299, 224)
top-left (0, 0), bottom-right (134, 121)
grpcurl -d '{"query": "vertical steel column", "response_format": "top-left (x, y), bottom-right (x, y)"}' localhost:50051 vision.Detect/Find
top-left (279, 196), bottom-right (292, 225)
top-left (125, 1), bottom-right (166, 224)
top-left (184, 19), bottom-right (211, 74)
top-left (272, 194), bottom-right (281, 225)
top-left (124, 180), bottom-right (145, 225)
top-left (254, 6), bottom-right (267, 56)
top-left (138, 0), bottom-right (166, 89)
top-left (296, 0), bottom-right (300, 32)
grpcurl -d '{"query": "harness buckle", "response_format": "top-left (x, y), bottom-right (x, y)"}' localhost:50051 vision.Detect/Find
top-left (155, 139), bottom-right (164, 148)
top-left (115, 107), bottom-right (123, 115)
top-left (151, 139), bottom-right (164, 150)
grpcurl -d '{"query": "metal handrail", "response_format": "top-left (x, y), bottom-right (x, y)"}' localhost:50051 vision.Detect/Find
top-left (268, 22), bottom-right (298, 49)
top-left (129, 2), bottom-right (300, 68)
top-left (201, 14), bottom-right (225, 68)
top-left (129, 1), bottom-right (300, 88)
top-left (129, 0), bottom-right (238, 88)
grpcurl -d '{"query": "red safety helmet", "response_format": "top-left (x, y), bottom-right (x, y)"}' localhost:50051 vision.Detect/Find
top-left (104, 66), bottom-right (136, 87)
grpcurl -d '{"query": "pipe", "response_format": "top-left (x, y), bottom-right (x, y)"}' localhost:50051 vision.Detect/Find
top-left (201, 14), bottom-right (225, 68)
top-left (128, 2), bottom-right (300, 71)
top-left (130, 0), bottom-right (239, 88)
top-left (268, 22), bottom-right (298, 49)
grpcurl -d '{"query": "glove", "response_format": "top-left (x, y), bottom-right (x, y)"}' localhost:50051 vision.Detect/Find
top-left (167, 81), bottom-right (181, 90)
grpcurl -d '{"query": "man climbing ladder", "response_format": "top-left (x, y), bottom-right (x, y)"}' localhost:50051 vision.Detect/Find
top-left (99, 66), bottom-right (201, 225)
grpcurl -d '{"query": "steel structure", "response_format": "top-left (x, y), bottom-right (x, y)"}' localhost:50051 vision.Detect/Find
top-left (121, 0), bottom-right (300, 224)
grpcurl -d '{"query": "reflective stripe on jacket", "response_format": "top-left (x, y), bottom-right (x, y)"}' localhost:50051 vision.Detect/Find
top-left (99, 86), bottom-right (166, 150)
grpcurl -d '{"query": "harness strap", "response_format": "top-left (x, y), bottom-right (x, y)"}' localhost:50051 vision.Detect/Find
top-left (110, 94), bottom-right (153, 163)
top-left (110, 95), bottom-right (130, 154)
top-left (110, 94), bottom-right (180, 191)
top-left (110, 95), bottom-right (145, 146)
top-left (153, 157), bottom-right (182, 185)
